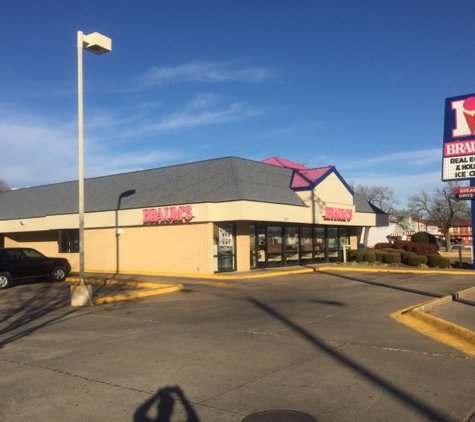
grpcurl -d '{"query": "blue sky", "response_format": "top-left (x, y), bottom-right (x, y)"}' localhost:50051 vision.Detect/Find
top-left (1, 1), bottom-right (474, 203)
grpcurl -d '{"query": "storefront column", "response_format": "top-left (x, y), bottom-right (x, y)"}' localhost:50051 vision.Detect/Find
top-left (235, 221), bottom-right (251, 272)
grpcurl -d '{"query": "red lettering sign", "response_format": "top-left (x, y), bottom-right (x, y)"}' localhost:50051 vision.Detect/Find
top-left (143, 205), bottom-right (194, 224)
top-left (444, 140), bottom-right (475, 157)
top-left (323, 207), bottom-right (353, 222)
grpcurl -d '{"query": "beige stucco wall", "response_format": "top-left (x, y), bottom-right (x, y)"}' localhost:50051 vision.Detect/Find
top-left (297, 174), bottom-right (378, 227)
top-left (235, 221), bottom-right (251, 272)
top-left (81, 222), bottom-right (214, 275)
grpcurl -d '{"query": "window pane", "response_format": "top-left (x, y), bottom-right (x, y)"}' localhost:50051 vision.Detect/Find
top-left (267, 226), bottom-right (282, 267)
top-left (59, 230), bottom-right (79, 253)
top-left (213, 223), bottom-right (235, 272)
top-left (300, 226), bottom-right (313, 264)
top-left (285, 226), bottom-right (299, 265)
top-left (327, 227), bottom-right (338, 262)
top-left (314, 227), bottom-right (326, 262)
top-left (250, 225), bottom-right (257, 269)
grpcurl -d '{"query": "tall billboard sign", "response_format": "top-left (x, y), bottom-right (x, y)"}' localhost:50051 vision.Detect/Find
top-left (443, 93), bottom-right (475, 181)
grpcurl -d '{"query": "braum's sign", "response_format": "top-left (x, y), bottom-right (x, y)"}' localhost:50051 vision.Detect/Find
top-left (443, 93), bottom-right (475, 181)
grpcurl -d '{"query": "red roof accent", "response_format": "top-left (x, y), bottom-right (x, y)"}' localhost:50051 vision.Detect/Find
top-left (262, 157), bottom-right (333, 189)
top-left (262, 157), bottom-right (308, 170)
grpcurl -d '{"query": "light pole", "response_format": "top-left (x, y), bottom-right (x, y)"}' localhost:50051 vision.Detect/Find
top-left (77, 31), bottom-right (111, 301)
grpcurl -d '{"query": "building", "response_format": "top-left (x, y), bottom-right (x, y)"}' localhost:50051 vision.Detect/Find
top-left (0, 156), bottom-right (388, 275)
top-left (413, 218), bottom-right (472, 244)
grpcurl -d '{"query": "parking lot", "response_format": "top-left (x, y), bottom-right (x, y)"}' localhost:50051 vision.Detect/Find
top-left (1, 270), bottom-right (475, 421)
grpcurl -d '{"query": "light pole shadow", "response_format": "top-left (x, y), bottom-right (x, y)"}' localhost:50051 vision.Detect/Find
top-left (247, 296), bottom-right (451, 421)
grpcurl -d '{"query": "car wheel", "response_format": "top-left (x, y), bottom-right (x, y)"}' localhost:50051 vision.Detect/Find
top-left (50, 266), bottom-right (68, 282)
top-left (0, 272), bottom-right (12, 289)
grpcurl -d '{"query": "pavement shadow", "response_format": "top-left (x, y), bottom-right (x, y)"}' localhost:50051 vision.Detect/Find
top-left (134, 385), bottom-right (200, 422)
top-left (0, 281), bottom-right (80, 349)
top-left (319, 270), bottom-right (444, 298)
top-left (320, 270), bottom-right (475, 308)
top-left (247, 296), bottom-right (452, 421)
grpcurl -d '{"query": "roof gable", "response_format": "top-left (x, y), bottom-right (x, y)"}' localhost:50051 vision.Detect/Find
top-left (261, 156), bottom-right (353, 192)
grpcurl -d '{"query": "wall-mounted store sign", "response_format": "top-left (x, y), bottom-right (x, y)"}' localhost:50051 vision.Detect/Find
top-left (323, 207), bottom-right (353, 222)
top-left (143, 206), bottom-right (193, 224)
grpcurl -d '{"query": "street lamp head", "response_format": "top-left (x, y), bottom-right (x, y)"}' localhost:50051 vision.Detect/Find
top-left (82, 32), bottom-right (112, 54)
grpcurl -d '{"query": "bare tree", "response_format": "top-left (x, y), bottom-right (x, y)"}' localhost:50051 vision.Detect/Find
top-left (407, 181), bottom-right (470, 252)
top-left (352, 184), bottom-right (399, 215)
top-left (0, 179), bottom-right (10, 194)
top-left (350, 183), bottom-right (401, 245)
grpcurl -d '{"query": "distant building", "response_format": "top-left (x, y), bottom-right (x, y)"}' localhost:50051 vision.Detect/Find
top-left (365, 216), bottom-right (472, 246)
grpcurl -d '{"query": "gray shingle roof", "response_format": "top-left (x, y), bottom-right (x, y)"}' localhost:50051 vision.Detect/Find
top-left (0, 157), bottom-right (307, 221)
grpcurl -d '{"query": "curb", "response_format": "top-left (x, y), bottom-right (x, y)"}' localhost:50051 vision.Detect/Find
top-left (315, 265), bottom-right (475, 276)
top-left (390, 286), bottom-right (475, 358)
top-left (65, 277), bottom-right (184, 305)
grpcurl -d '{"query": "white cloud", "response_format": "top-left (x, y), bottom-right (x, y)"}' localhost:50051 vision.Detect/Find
top-left (335, 148), bottom-right (442, 170)
top-left (0, 92), bottom-right (263, 188)
top-left (92, 93), bottom-right (263, 141)
top-left (143, 60), bottom-right (276, 85)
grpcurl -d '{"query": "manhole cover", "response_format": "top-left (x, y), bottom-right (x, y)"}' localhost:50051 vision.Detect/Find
top-left (241, 409), bottom-right (316, 422)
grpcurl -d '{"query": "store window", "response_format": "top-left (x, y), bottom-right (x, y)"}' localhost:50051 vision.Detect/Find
top-left (58, 230), bottom-right (79, 253)
top-left (250, 224), bottom-right (257, 269)
top-left (213, 223), bottom-right (235, 272)
top-left (300, 226), bottom-right (313, 264)
top-left (285, 226), bottom-right (299, 265)
top-left (327, 227), bottom-right (338, 262)
top-left (267, 226), bottom-right (283, 267)
top-left (314, 227), bottom-right (326, 262)
top-left (339, 227), bottom-right (350, 262)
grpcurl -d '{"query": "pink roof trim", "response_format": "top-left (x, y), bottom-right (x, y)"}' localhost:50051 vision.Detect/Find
top-left (262, 156), bottom-right (333, 189)
top-left (262, 157), bottom-right (308, 170)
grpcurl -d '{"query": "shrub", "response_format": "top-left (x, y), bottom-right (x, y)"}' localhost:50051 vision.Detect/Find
top-left (427, 254), bottom-right (451, 268)
top-left (390, 248), bottom-right (406, 255)
top-left (375, 251), bottom-right (386, 262)
top-left (401, 251), bottom-right (417, 264)
top-left (412, 231), bottom-right (437, 244)
top-left (348, 250), bottom-right (365, 262)
top-left (405, 255), bottom-right (429, 266)
top-left (393, 240), bottom-right (408, 250)
top-left (383, 253), bottom-right (401, 264)
top-left (404, 242), bottom-right (439, 255)
top-left (363, 252), bottom-right (376, 263)
top-left (374, 242), bottom-right (392, 249)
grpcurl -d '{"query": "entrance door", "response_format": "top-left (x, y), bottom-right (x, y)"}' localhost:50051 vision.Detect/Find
top-left (256, 226), bottom-right (267, 268)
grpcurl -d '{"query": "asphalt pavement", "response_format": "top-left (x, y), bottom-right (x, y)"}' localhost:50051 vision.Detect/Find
top-left (1, 266), bottom-right (475, 421)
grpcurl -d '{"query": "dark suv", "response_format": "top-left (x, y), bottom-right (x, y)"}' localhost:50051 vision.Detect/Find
top-left (0, 247), bottom-right (71, 289)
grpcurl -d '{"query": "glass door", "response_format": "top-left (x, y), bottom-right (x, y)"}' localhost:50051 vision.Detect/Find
top-left (256, 226), bottom-right (267, 268)
top-left (213, 223), bottom-right (235, 272)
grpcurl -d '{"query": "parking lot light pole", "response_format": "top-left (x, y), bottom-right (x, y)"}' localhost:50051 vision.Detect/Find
top-left (77, 31), bottom-right (111, 300)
